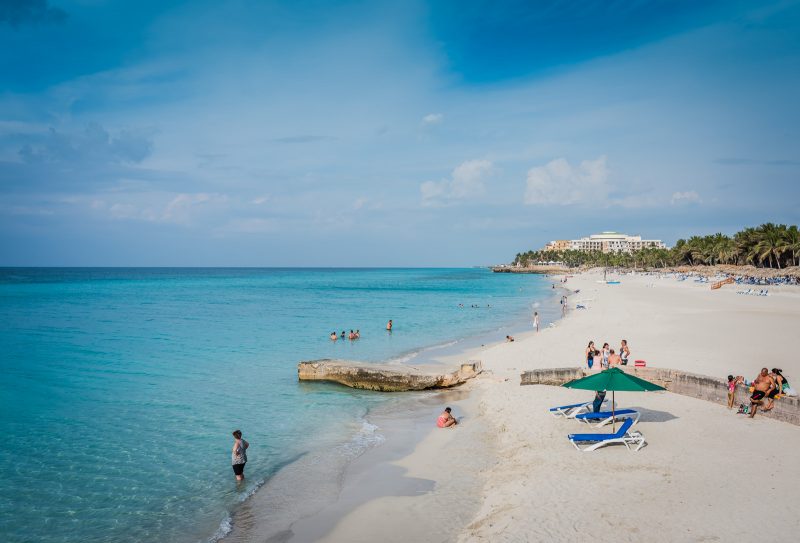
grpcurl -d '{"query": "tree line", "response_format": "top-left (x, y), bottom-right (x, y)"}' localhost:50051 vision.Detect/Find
top-left (513, 223), bottom-right (800, 270)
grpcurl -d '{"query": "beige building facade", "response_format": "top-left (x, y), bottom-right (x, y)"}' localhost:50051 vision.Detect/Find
top-left (543, 232), bottom-right (666, 254)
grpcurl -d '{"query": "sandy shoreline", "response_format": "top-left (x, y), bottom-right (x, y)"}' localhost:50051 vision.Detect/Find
top-left (294, 270), bottom-right (800, 542)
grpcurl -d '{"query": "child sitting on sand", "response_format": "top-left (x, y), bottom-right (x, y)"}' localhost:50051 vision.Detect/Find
top-left (437, 407), bottom-right (458, 428)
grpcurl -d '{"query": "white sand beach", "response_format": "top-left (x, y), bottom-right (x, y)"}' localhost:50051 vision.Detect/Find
top-left (296, 271), bottom-right (800, 542)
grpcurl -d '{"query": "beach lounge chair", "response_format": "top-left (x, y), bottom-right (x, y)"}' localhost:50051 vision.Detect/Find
top-left (548, 399), bottom-right (613, 418)
top-left (568, 418), bottom-right (646, 452)
top-left (575, 409), bottom-right (640, 428)
top-left (549, 401), bottom-right (591, 418)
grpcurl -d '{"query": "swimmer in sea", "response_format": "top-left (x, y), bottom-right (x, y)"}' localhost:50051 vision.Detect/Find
top-left (330, 332), bottom-right (338, 340)
top-left (386, 319), bottom-right (393, 331)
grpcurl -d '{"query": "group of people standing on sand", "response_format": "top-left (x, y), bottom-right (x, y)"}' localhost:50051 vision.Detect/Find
top-left (585, 340), bottom-right (630, 370)
top-left (728, 368), bottom-right (793, 418)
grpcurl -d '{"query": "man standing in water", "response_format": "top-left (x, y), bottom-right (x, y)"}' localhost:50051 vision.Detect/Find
top-left (231, 430), bottom-right (249, 482)
top-left (749, 368), bottom-right (776, 418)
top-left (386, 319), bottom-right (393, 331)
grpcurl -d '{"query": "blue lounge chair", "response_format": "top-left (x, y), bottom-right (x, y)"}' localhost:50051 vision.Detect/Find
top-left (568, 418), bottom-right (646, 451)
top-left (549, 399), bottom-right (613, 419)
top-left (575, 409), bottom-right (640, 427)
top-left (549, 401), bottom-right (591, 418)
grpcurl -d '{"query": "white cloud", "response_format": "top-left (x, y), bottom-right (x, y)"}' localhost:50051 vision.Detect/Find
top-left (421, 159), bottom-right (492, 207)
top-left (352, 197), bottom-right (368, 210)
top-left (524, 156), bottom-right (609, 206)
top-left (88, 192), bottom-right (228, 224)
top-left (251, 195), bottom-right (270, 205)
top-left (421, 113), bottom-right (443, 126)
top-left (162, 193), bottom-right (222, 223)
top-left (671, 190), bottom-right (701, 204)
top-left (216, 217), bottom-right (278, 235)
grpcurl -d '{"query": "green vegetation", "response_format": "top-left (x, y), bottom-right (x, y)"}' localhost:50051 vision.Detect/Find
top-left (513, 223), bottom-right (800, 269)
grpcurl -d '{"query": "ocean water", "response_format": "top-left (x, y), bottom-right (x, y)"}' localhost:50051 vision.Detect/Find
top-left (0, 268), bottom-right (557, 543)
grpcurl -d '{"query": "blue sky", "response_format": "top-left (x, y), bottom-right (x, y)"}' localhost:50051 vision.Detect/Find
top-left (1, 0), bottom-right (799, 266)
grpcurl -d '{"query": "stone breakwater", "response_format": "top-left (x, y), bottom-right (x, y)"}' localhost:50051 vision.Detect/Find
top-left (297, 359), bottom-right (482, 392)
top-left (520, 366), bottom-right (800, 426)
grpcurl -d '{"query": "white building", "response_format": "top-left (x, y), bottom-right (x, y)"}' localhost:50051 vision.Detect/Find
top-left (545, 232), bottom-right (666, 254)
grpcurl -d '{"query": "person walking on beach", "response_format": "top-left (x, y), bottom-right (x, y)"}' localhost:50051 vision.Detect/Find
top-left (586, 341), bottom-right (595, 369)
top-left (533, 312), bottom-right (540, 332)
top-left (437, 407), bottom-right (458, 428)
top-left (620, 340), bottom-right (630, 366)
top-left (593, 390), bottom-right (606, 413)
top-left (231, 430), bottom-right (249, 482)
top-left (749, 368), bottom-right (776, 418)
top-left (386, 319), bottom-right (393, 331)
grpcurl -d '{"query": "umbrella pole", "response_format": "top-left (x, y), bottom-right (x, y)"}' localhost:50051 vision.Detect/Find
top-left (612, 390), bottom-right (616, 432)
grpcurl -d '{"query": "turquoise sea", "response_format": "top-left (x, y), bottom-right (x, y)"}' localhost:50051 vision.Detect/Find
top-left (0, 268), bottom-right (557, 543)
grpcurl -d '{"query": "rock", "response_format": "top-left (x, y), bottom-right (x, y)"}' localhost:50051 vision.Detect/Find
top-left (297, 359), bottom-right (482, 392)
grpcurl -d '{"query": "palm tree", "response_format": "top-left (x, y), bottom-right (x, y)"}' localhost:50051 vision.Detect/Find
top-left (754, 223), bottom-right (785, 269)
top-left (784, 225), bottom-right (800, 267)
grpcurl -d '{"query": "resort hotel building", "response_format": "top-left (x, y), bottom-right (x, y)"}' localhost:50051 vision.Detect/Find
top-left (543, 232), bottom-right (667, 254)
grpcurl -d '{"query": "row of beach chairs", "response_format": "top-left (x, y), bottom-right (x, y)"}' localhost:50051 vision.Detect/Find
top-left (549, 401), bottom-right (645, 452)
top-left (736, 288), bottom-right (769, 296)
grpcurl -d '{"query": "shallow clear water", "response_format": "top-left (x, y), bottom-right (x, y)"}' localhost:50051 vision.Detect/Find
top-left (0, 268), bottom-right (556, 543)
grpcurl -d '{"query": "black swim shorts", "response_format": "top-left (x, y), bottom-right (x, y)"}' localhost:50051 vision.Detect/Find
top-left (767, 388), bottom-right (779, 399)
top-left (751, 390), bottom-right (766, 401)
top-left (232, 463), bottom-right (245, 476)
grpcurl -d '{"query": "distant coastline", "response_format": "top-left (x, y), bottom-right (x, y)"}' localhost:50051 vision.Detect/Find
top-left (491, 264), bottom-right (569, 274)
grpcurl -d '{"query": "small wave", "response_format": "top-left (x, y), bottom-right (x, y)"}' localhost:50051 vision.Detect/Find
top-left (387, 338), bottom-right (461, 365)
top-left (207, 513), bottom-right (232, 543)
top-left (336, 420), bottom-right (386, 458)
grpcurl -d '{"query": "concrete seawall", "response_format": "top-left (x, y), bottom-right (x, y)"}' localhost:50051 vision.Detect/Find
top-left (521, 366), bottom-right (800, 426)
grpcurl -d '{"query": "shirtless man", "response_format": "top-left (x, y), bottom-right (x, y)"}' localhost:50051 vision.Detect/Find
top-left (749, 367), bottom-right (776, 418)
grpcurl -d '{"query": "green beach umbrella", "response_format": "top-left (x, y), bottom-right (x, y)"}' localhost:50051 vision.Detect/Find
top-left (562, 367), bottom-right (666, 430)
